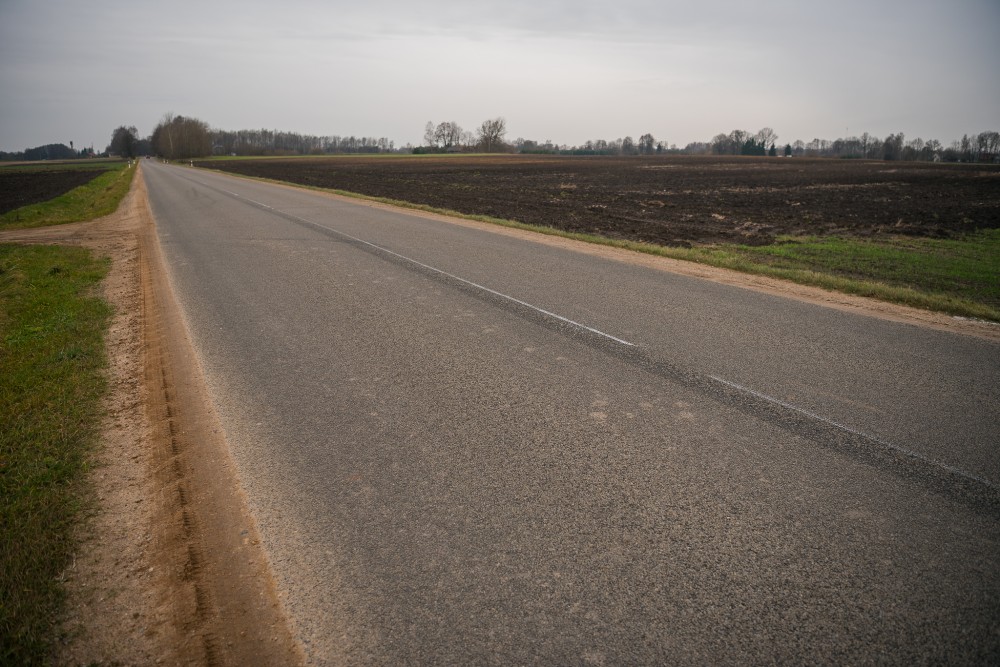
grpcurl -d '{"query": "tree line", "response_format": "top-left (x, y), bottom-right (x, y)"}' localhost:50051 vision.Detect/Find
top-left (97, 114), bottom-right (401, 161)
top-left (689, 128), bottom-right (999, 162)
top-left (524, 135), bottom-right (673, 156)
top-left (504, 127), bottom-right (1000, 163)
top-left (5, 116), bottom-right (998, 164)
top-left (416, 118), bottom-right (508, 153)
top-left (211, 129), bottom-right (395, 156)
top-left (0, 142), bottom-right (99, 161)
top-left (772, 130), bottom-right (1000, 162)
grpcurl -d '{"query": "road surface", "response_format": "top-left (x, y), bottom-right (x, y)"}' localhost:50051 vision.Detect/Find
top-left (142, 160), bottom-right (999, 665)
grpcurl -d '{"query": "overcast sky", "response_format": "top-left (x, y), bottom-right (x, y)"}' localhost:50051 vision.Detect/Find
top-left (1, 0), bottom-right (997, 152)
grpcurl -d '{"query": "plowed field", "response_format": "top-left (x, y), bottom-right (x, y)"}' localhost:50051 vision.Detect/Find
top-left (0, 169), bottom-right (106, 215)
top-left (196, 155), bottom-right (1000, 246)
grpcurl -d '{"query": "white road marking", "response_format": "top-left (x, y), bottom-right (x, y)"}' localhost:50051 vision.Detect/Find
top-left (708, 375), bottom-right (994, 488)
top-left (220, 189), bottom-right (635, 347)
top-left (209, 178), bottom-right (992, 492)
top-left (178, 170), bottom-right (996, 498)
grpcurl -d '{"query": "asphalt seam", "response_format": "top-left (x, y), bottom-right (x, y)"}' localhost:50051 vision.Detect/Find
top-left (708, 374), bottom-right (996, 490)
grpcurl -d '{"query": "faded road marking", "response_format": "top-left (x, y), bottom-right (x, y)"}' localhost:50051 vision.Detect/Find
top-left (222, 189), bottom-right (636, 348)
top-left (708, 375), bottom-right (995, 489)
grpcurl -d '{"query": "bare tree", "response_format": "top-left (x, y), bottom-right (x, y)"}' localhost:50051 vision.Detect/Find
top-left (755, 127), bottom-right (778, 152)
top-left (434, 121), bottom-right (462, 150)
top-left (860, 132), bottom-right (872, 158)
top-left (882, 133), bottom-right (905, 161)
top-left (476, 117), bottom-right (507, 152)
top-left (960, 134), bottom-right (975, 161)
top-left (638, 133), bottom-right (656, 155)
top-left (158, 112), bottom-right (176, 156)
top-left (728, 129), bottom-right (748, 155)
top-left (904, 137), bottom-right (925, 160)
top-left (976, 131), bottom-right (1000, 161)
top-left (711, 133), bottom-right (733, 155)
top-left (423, 121), bottom-right (436, 148)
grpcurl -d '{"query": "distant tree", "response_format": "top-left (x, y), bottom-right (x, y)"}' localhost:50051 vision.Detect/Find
top-left (865, 136), bottom-right (882, 159)
top-left (805, 138), bottom-right (830, 156)
top-left (711, 133), bottom-right (732, 154)
top-left (831, 136), bottom-right (862, 158)
top-left (433, 121), bottom-right (462, 150)
top-left (755, 127), bottom-right (778, 151)
top-left (860, 132), bottom-right (873, 158)
top-left (902, 137), bottom-right (925, 161)
top-left (151, 114), bottom-right (211, 159)
top-left (976, 130), bottom-right (1000, 161)
top-left (638, 133), bottom-right (656, 155)
top-left (423, 121), bottom-right (436, 148)
top-left (16, 143), bottom-right (77, 161)
top-left (960, 134), bottom-right (974, 161)
top-left (768, 143), bottom-right (777, 157)
top-left (882, 132), bottom-right (904, 161)
top-left (783, 143), bottom-right (792, 157)
top-left (740, 136), bottom-right (766, 156)
top-left (109, 125), bottom-right (139, 158)
top-left (514, 137), bottom-right (539, 152)
top-left (922, 138), bottom-right (942, 161)
top-left (728, 129), bottom-right (749, 155)
top-left (621, 136), bottom-right (636, 155)
top-left (683, 141), bottom-right (711, 155)
top-left (476, 117), bottom-right (507, 152)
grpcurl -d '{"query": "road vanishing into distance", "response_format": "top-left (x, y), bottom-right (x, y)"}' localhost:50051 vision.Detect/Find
top-left (142, 160), bottom-right (999, 665)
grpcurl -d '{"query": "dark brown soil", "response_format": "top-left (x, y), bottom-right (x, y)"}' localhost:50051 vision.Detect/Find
top-left (0, 169), bottom-right (105, 215)
top-left (196, 155), bottom-right (1000, 246)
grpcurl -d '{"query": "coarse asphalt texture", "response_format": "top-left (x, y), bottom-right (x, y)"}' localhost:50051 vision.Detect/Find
top-left (143, 160), bottom-right (999, 665)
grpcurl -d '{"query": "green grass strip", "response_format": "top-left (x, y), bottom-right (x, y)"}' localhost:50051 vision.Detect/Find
top-left (705, 232), bottom-right (1000, 319)
top-left (0, 163), bottom-right (135, 230)
top-left (0, 245), bottom-right (111, 664)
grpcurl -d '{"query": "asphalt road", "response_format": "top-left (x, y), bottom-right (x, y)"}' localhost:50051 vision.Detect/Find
top-left (142, 160), bottom-right (999, 665)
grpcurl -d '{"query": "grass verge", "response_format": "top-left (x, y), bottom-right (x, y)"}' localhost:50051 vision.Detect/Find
top-left (0, 162), bottom-right (134, 230)
top-left (200, 166), bottom-right (1000, 322)
top-left (693, 231), bottom-right (1000, 321)
top-left (0, 244), bottom-right (111, 664)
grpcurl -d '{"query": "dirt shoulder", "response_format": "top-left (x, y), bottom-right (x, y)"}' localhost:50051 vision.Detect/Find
top-left (0, 167), bottom-right (303, 665)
